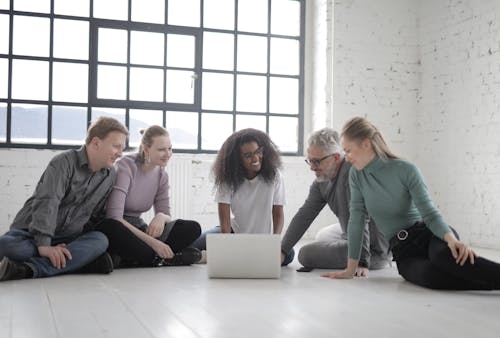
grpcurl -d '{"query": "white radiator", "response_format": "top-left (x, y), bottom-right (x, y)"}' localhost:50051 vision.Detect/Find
top-left (166, 158), bottom-right (193, 219)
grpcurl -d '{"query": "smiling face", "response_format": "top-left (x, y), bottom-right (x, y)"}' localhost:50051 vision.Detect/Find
top-left (306, 145), bottom-right (339, 182)
top-left (143, 135), bottom-right (173, 168)
top-left (90, 131), bottom-right (127, 171)
top-left (240, 141), bottom-right (263, 179)
top-left (341, 136), bottom-right (376, 170)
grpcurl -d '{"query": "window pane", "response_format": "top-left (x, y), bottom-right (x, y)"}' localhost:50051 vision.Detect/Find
top-left (270, 77), bottom-right (298, 115)
top-left (129, 109), bottom-right (163, 147)
top-left (0, 103), bottom-right (6, 142)
top-left (167, 34), bottom-right (195, 68)
top-left (269, 116), bottom-right (298, 153)
top-left (236, 75), bottom-right (266, 113)
top-left (0, 0), bottom-right (9, 9)
top-left (0, 14), bottom-right (9, 54)
top-left (55, 0), bottom-right (90, 17)
top-left (270, 38), bottom-right (299, 75)
top-left (166, 111), bottom-right (198, 149)
top-left (12, 59), bottom-right (49, 100)
top-left (202, 72), bottom-right (233, 111)
top-left (203, 32), bottom-right (234, 71)
top-left (11, 104), bottom-right (47, 144)
top-left (129, 67), bottom-right (163, 102)
top-left (132, 0), bottom-right (164, 24)
top-left (201, 113), bottom-right (232, 150)
top-left (94, 0), bottom-right (128, 21)
top-left (237, 35), bottom-right (267, 73)
top-left (52, 106), bottom-right (87, 145)
top-left (238, 0), bottom-right (267, 33)
top-left (0, 58), bottom-right (7, 98)
top-left (53, 62), bottom-right (88, 103)
top-left (54, 19), bottom-right (89, 60)
top-left (130, 31), bottom-right (164, 66)
top-left (236, 115), bottom-right (266, 132)
top-left (97, 65), bottom-right (127, 100)
top-left (13, 16), bottom-right (50, 57)
top-left (166, 70), bottom-right (194, 104)
top-left (168, 0), bottom-right (200, 27)
top-left (92, 107), bottom-right (126, 125)
top-left (204, 0), bottom-right (234, 30)
top-left (14, 0), bottom-right (50, 13)
top-left (271, 0), bottom-right (301, 36)
top-left (98, 28), bottom-right (128, 63)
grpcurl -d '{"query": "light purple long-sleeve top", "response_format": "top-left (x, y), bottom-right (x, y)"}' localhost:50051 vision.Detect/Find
top-left (106, 154), bottom-right (170, 220)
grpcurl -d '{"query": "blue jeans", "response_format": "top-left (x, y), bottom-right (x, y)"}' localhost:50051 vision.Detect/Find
top-left (0, 229), bottom-right (108, 278)
top-left (190, 226), bottom-right (295, 266)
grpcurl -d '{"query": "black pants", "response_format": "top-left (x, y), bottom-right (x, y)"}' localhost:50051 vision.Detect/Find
top-left (392, 223), bottom-right (500, 290)
top-left (97, 218), bottom-right (201, 267)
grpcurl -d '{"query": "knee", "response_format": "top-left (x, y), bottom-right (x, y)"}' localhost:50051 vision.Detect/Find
top-left (88, 231), bottom-right (109, 253)
top-left (297, 245), bottom-right (313, 267)
top-left (0, 234), bottom-right (21, 257)
top-left (175, 219), bottom-right (202, 238)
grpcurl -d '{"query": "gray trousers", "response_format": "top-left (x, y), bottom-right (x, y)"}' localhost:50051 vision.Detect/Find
top-left (298, 224), bottom-right (388, 270)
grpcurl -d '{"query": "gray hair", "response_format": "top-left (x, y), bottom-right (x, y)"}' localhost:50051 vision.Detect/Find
top-left (307, 128), bottom-right (343, 155)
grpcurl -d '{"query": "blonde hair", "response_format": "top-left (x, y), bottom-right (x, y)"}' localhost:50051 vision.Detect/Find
top-left (85, 116), bottom-right (128, 145)
top-left (341, 117), bottom-right (398, 160)
top-left (138, 125), bottom-right (169, 163)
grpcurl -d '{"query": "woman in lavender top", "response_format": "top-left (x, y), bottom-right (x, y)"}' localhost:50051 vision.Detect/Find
top-left (98, 125), bottom-right (201, 267)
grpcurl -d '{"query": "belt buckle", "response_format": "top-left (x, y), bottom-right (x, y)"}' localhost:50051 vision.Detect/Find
top-left (397, 229), bottom-right (408, 241)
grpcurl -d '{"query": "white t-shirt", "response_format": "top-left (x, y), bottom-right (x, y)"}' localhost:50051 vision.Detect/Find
top-left (215, 170), bottom-right (285, 233)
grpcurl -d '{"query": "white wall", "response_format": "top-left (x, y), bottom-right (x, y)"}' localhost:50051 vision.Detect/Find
top-left (332, 0), bottom-right (500, 249)
top-left (417, 0), bottom-right (500, 249)
top-left (332, 0), bottom-right (420, 159)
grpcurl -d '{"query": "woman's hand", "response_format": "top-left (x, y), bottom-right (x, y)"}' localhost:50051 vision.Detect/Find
top-left (151, 239), bottom-right (174, 259)
top-left (321, 269), bottom-right (355, 279)
top-left (146, 213), bottom-right (171, 238)
top-left (321, 259), bottom-right (358, 279)
top-left (354, 266), bottom-right (369, 277)
top-left (444, 232), bottom-right (477, 266)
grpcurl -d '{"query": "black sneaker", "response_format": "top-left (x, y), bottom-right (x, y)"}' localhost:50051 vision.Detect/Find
top-left (0, 257), bottom-right (30, 281)
top-left (80, 252), bottom-right (114, 274)
top-left (158, 247), bottom-right (202, 266)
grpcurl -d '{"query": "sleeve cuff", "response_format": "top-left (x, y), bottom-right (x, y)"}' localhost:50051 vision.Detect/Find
top-left (34, 235), bottom-right (52, 247)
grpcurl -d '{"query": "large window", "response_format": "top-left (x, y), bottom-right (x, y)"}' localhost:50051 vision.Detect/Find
top-left (0, 0), bottom-right (305, 154)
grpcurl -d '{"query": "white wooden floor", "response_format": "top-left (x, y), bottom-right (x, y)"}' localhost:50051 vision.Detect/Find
top-left (1, 247), bottom-right (500, 338)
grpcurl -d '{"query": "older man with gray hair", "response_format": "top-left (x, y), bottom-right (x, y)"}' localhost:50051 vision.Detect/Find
top-left (281, 128), bottom-right (389, 274)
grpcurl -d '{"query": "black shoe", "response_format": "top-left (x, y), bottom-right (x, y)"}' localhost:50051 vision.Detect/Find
top-left (0, 257), bottom-right (30, 281)
top-left (80, 252), bottom-right (114, 274)
top-left (157, 247), bottom-right (202, 266)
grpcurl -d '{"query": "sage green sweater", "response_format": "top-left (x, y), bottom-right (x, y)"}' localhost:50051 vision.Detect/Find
top-left (347, 156), bottom-right (452, 260)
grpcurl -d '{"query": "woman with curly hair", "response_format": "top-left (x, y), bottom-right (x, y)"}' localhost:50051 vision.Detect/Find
top-left (191, 128), bottom-right (294, 265)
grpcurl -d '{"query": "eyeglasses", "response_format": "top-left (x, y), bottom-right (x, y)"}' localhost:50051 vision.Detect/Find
top-left (304, 153), bottom-right (335, 166)
top-left (242, 147), bottom-right (264, 160)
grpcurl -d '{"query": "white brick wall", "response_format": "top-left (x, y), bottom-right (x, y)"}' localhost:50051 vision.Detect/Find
top-left (333, 0), bottom-right (500, 249)
top-left (417, 0), bottom-right (500, 249)
top-left (332, 0), bottom-right (420, 159)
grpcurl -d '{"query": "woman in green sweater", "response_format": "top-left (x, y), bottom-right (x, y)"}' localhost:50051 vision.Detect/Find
top-left (322, 116), bottom-right (500, 290)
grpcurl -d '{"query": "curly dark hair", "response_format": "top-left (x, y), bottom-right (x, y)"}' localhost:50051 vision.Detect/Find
top-left (212, 128), bottom-right (282, 193)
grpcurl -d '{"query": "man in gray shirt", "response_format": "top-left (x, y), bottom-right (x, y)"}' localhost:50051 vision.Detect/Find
top-left (0, 117), bottom-right (128, 282)
top-left (281, 128), bottom-right (389, 274)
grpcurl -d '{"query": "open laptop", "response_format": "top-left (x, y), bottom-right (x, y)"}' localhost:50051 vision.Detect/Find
top-left (206, 233), bottom-right (281, 279)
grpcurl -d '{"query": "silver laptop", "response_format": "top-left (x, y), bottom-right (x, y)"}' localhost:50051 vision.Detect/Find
top-left (206, 234), bottom-right (281, 279)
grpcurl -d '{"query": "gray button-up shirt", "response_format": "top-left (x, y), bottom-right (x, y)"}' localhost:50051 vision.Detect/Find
top-left (281, 159), bottom-right (389, 267)
top-left (10, 146), bottom-right (116, 247)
